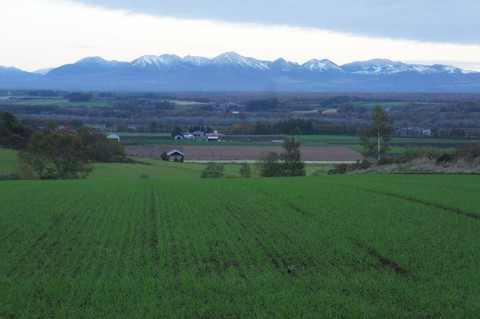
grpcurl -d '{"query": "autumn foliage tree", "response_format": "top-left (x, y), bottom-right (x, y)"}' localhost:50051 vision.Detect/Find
top-left (359, 106), bottom-right (394, 161)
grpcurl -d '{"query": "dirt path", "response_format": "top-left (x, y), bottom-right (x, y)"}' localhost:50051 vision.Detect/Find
top-left (126, 144), bottom-right (362, 161)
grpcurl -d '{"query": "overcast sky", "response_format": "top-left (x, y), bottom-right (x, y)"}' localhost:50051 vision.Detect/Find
top-left (2, 0), bottom-right (480, 71)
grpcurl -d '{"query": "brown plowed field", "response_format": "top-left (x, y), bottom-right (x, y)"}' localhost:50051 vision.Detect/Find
top-left (126, 144), bottom-right (362, 162)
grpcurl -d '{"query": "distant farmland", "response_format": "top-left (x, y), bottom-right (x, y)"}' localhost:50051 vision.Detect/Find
top-left (125, 144), bottom-right (362, 162)
top-left (1, 175), bottom-right (479, 318)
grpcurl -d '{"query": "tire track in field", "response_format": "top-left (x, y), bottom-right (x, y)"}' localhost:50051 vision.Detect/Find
top-left (261, 191), bottom-right (320, 269)
top-left (353, 186), bottom-right (480, 221)
top-left (215, 191), bottom-right (286, 273)
top-left (217, 192), bottom-right (307, 277)
top-left (224, 203), bottom-right (285, 273)
top-left (284, 201), bottom-right (313, 218)
top-left (363, 177), bottom-right (480, 196)
top-left (264, 191), bottom-right (318, 220)
top-left (354, 241), bottom-right (413, 279)
top-left (149, 189), bottom-right (160, 277)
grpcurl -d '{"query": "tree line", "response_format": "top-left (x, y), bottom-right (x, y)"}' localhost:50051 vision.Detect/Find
top-left (0, 111), bottom-right (128, 179)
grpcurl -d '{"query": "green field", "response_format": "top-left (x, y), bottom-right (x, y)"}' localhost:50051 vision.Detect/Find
top-left (1, 174), bottom-right (479, 318)
top-left (119, 133), bottom-right (478, 152)
top-left (2, 97), bottom-right (110, 108)
top-left (0, 148), bottom-right (20, 174)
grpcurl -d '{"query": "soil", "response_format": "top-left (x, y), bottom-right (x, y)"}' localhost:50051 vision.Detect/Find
top-left (125, 144), bottom-right (362, 162)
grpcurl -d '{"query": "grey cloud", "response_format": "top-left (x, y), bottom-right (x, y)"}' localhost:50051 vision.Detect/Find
top-left (75, 0), bottom-right (480, 44)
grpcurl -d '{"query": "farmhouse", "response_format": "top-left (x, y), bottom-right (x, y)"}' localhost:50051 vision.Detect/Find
top-left (206, 130), bottom-right (221, 142)
top-left (183, 133), bottom-right (194, 140)
top-left (167, 149), bottom-right (185, 162)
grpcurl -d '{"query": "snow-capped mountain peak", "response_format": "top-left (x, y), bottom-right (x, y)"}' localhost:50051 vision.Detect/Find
top-left (2, 52), bottom-right (478, 92)
top-left (303, 59), bottom-right (343, 72)
top-left (425, 64), bottom-right (462, 74)
top-left (270, 58), bottom-right (300, 72)
top-left (183, 55), bottom-right (209, 66)
top-left (341, 59), bottom-right (410, 74)
top-left (341, 59), bottom-right (468, 75)
top-left (131, 54), bottom-right (184, 68)
top-left (209, 52), bottom-right (270, 70)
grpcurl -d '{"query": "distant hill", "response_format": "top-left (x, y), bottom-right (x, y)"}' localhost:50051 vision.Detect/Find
top-left (1, 52), bottom-right (479, 92)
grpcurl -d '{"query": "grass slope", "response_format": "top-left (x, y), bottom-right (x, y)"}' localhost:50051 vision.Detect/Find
top-left (1, 175), bottom-right (479, 318)
top-left (0, 148), bottom-right (19, 174)
top-left (92, 158), bottom-right (206, 179)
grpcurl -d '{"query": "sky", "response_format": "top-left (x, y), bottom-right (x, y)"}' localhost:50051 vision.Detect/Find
top-left (1, 0), bottom-right (480, 72)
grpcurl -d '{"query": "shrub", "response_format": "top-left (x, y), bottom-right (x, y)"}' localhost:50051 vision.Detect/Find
top-left (239, 163), bottom-right (251, 178)
top-left (394, 146), bottom-right (438, 164)
top-left (378, 157), bottom-right (396, 165)
top-left (311, 167), bottom-right (330, 176)
top-left (327, 160), bottom-right (372, 175)
top-left (436, 152), bottom-right (455, 164)
top-left (160, 151), bottom-right (169, 161)
top-left (0, 173), bottom-right (21, 180)
top-left (201, 162), bottom-right (224, 178)
top-left (328, 164), bottom-right (349, 175)
top-left (15, 163), bottom-right (35, 180)
top-left (454, 143), bottom-right (480, 161)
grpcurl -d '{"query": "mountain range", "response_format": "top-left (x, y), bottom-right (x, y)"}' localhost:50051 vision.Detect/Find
top-left (1, 52), bottom-right (479, 92)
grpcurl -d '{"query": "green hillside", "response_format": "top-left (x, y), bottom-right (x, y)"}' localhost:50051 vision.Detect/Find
top-left (0, 148), bottom-right (19, 174)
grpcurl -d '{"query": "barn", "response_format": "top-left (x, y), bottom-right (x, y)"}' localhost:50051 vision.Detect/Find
top-left (167, 149), bottom-right (185, 162)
